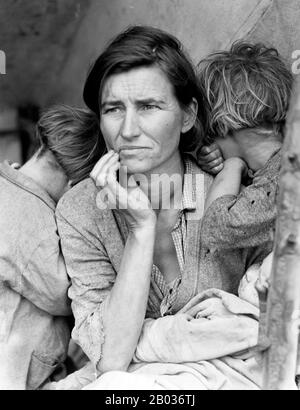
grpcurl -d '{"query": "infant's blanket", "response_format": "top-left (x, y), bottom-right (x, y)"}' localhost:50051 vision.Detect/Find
top-left (84, 289), bottom-right (262, 390)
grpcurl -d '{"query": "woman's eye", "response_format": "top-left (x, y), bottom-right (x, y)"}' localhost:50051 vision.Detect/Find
top-left (142, 104), bottom-right (159, 111)
top-left (104, 107), bottom-right (121, 114)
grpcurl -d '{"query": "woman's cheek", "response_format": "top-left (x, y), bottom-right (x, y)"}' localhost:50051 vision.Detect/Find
top-left (101, 121), bottom-right (118, 149)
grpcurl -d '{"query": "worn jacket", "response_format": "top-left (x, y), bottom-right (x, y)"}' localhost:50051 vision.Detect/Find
top-left (201, 149), bottom-right (280, 249)
top-left (0, 163), bottom-right (71, 390)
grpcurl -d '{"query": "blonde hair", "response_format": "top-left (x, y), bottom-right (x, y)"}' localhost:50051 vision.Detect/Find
top-left (198, 41), bottom-right (293, 141)
top-left (36, 105), bottom-right (105, 185)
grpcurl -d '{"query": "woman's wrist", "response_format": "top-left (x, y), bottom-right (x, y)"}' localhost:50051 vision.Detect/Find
top-left (130, 216), bottom-right (157, 234)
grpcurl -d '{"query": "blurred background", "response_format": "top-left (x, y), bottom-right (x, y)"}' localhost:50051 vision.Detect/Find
top-left (0, 0), bottom-right (299, 165)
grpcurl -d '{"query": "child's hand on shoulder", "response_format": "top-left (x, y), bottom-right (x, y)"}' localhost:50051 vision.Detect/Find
top-left (197, 143), bottom-right (224, 175)
top-left (255, 252), bottom-right (273, 300)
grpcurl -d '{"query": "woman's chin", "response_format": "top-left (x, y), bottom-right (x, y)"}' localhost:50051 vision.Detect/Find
top-left (120, 159), bottom-right (152, 174)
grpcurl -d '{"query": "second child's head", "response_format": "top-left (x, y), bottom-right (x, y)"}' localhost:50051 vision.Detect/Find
top-left (198, 41), bottom-right (293, 154)
top-left (35, 105), bottom-right (105, 198)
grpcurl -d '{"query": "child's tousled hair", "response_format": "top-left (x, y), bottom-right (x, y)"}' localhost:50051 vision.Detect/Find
top-left (198, 41), bottom-right (294, 141)
top-left (36, 105), bottom-right (105, 185)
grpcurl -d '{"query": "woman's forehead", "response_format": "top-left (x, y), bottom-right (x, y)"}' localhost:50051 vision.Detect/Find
top-left (101, 66), bottom-right (175, 103)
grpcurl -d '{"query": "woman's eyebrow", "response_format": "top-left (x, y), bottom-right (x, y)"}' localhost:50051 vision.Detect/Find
top-left (101, 98), bottom-right (166, 108)
top-left (135, 97), bottom-right (166, 105)
top-left (101, 100), bottom-right (123, 108)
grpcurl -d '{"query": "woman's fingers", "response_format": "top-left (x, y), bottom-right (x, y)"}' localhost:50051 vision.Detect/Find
top-left (90, 150), bottom-right (114, 177)
top-left (184, 306), bottom-right (200, 317)
top-left (184, 301), bottom-right (208, 317)
top-left (107, 161), bottom-right (121, 180)
top-left (196, 308), bottom-right (212, 318)
top-left (178, 294), bottom-right (205, 313)
top-left (102, 161), bottom-right (121, 196)
top-left (106, 171), bottom-right (129, 209)
top-left (103, 183), bottom-right (118, 209)
top-left (91, 151), bottom-right (119, 187)
top-left (98, 153), bottom-right (119, 186)
top-left (118, 165), bottom-right (137, 188)
top-left (90, 151), bottom-right (115, 180)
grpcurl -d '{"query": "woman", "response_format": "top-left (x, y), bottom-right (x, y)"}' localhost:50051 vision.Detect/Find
top-left (0, 104), bottom-right (103, 390)
top-left (55, 26), bottom-right (267, 389)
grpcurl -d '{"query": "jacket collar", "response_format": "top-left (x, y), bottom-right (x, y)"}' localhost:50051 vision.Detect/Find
top-left (0, 162), bottom-right (56, 211)
top-left (248, 148), bottom-right (281, 179)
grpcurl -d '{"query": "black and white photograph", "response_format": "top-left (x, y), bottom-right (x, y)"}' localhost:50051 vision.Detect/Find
top-left (0, 0), bottom-right (300, 393)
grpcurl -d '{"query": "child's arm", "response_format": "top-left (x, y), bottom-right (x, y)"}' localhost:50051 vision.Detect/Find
top-left (201, 158), bottom-right (279, 250)
top-left (205, 157), bottom-right (247, 211)
top-left (202, 181), bottom-right (278, 249)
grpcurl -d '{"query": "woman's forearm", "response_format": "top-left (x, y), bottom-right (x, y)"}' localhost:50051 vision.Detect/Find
top-left (98, 224), bottom-right (156, 373)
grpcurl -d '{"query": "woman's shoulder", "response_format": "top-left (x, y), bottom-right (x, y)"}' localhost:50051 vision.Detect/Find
top-left (184, 153), bottom-right (213, 176)
top-left (57, 177), bottom-right (96, 210)
top-left (56, 177), bottom-right (113, 223)
top-left (183, 153), bottom-right (214, 191)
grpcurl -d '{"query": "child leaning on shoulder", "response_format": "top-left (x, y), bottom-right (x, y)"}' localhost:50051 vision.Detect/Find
top-left (197, 41), bottom-right (293, 258)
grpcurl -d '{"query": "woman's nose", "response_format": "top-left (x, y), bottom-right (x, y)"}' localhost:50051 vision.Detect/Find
top-left (120, 110), bottom-right (140, 140)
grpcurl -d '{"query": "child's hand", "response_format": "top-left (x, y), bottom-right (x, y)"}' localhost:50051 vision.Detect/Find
top-left (8, 161), bottom-right (21, 169)
top-left (194, 297), bottom-right (232, 319)
top-left (196, 143), bottom-right (224, 175)
top-left (255, 252), bottom-right (273, 300)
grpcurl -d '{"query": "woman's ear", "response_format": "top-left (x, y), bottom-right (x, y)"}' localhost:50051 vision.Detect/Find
top-left (181, 98), bottom-right (198, 133)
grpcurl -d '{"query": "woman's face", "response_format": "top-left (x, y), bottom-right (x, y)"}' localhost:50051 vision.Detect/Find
top-left (99, 66), bottom-right (194, 174)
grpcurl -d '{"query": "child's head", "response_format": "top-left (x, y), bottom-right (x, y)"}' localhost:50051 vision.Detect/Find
top-left (198, 41), bottom-right (293, 142)
top-left (36, 104), bottom-right (105, 186)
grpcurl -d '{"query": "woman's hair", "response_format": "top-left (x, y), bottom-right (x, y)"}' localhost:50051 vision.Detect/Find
top-left (198, 41), bottom-right (294, 141)
top-left (36, 105), bottom-right (105, 185)
top-left (83, 25), bottom-right (207, 152)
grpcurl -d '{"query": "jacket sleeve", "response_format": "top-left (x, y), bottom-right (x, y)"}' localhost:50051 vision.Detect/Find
top-left (20, 232), bottom-right (71, 316)
top-left (201, 176), bottom-right (277, 249)
top-left (56, 210), bottom-right (116, 367)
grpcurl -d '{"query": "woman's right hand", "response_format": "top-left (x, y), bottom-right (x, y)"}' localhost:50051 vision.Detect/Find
top-left (90, 151), bottom-right (157, 230)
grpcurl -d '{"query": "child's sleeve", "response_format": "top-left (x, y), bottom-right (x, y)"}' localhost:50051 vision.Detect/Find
top-left (201, 176), bottom-right (277, 249)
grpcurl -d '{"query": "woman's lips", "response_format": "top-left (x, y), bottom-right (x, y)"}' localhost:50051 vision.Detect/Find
top-left (119, 146), bottom-right (150, 151)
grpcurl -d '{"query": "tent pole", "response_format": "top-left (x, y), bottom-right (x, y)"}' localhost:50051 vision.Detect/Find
top-left (261, 77), bottom-right (300, 390)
